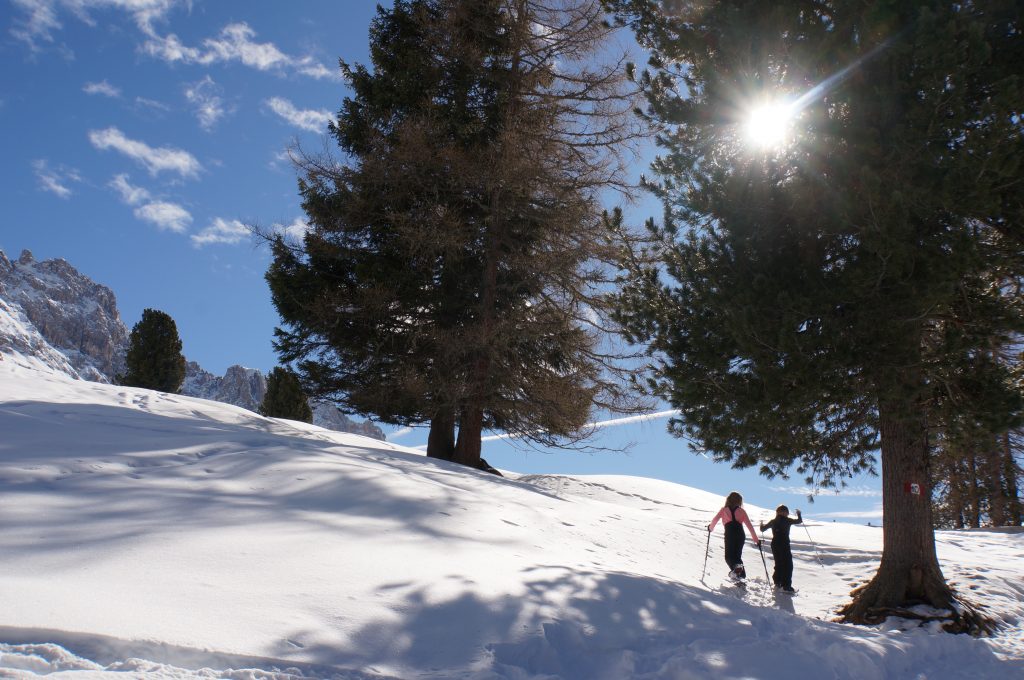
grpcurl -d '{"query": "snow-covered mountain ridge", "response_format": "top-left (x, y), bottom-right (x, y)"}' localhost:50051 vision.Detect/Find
top-left (0, 247), bottom-right (382, 439)
top-left (0, 249), bottom-right (127, 381)
top-left (0, 361), bottom-right (1021, 679)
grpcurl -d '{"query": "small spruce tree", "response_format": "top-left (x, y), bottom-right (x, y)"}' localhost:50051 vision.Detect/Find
top-left (121, 308), bottom-right (186, 393)
top-left (260, 367), bottom-right (313, 423)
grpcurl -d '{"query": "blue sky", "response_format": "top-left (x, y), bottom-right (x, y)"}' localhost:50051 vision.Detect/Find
top-left (2, 0), bottom-right (883, 522)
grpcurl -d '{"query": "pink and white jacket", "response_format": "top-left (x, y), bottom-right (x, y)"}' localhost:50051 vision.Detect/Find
top-left (709, 505), bottom-right (759, 542)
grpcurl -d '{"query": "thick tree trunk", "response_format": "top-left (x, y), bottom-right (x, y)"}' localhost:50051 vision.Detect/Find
top-left (840, 404), bottom-right (953, 623)
top-left (453, 397), bottom-right (485, 467)
top-left (426, 408), bottom-right (456, 460)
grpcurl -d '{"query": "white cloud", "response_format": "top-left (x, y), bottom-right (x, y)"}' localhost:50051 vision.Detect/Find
top-left (273, 217), bottom-right (310, 242)
top-left (10, 0), bottom-right (62, 49)
top-left (12, 3), bottom-right (335, 79)
top-left (142, 22), bottom-right (335, 79)
top-left (109, 173), bottom-right (191, 234)
top-left (32, 159), bottom-right (80, 198)
top-left (108, 173), bottom-right (150, 205)
top-left (134, 96), bottom-right (170, 112)
top-left (88, 126), bottom-right (201, 178)
top-left (134, 200), bottom-right (192, 233)
top-left (184, 76), bottom-right (228, 131)
top-left (191, 218), bottom-right (250, 247)
top-left (83, 80), bottom-right (121, 97)
top-left (265, 97), bottom-right (332, 133)
top-left (12, 0), bottom-right (181, 50)
top-left (140, 30), bottom-right (198, 62)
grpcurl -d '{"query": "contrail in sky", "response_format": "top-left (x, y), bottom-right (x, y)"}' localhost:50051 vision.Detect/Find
top-left (480, 409), bottom-right (680, 442)
top-left (404, 409), bottom-right (681, 448)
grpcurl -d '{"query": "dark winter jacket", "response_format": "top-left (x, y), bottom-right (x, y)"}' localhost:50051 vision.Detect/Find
top-left (761, 513), bottom-right (803, 545)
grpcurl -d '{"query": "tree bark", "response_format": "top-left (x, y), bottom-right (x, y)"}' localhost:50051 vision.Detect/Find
top-left (840, 403), bottom-right (953, 623)
top-left (452, 234), bottom-right (498, 468)
top-left (967, 451), bottom-right (981, 528)
top-left (1003, 432), bottom-right (1023, 526)
top-left (426, 408), bottom-right (456, 460)
top-left (948, 459), bottom-right (966, 529)
top-left (984, 437), bottom-right (1007, 526)
top-left (453, 398), bottom-right (485, 467)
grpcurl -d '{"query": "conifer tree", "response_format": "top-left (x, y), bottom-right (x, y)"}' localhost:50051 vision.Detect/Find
top-left (260, 367), bottom-right (314, 423)
top-left (607, 0), bottom-right (1023, 628)
top-left (121, 308), bottom-right (186, 393)
top-left (267, 0), bottom-right (645, 467)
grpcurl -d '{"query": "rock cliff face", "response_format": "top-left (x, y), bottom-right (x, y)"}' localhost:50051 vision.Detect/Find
top-left (0, 248), bottom-right (384, 440)
top-left (0, 296), bottom-right (83, 377)
top-left (182, 361), bottom-right (385, 440)
top-left (182, 362), bottom-right (267, 413)
top-left (0, 249), bottom-right (128, 382)
top-left (311, 402), bottom-right (385, 440)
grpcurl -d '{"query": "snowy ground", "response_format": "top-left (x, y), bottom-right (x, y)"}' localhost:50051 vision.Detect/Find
top-left (0, 359), bottom-right (1021, 679)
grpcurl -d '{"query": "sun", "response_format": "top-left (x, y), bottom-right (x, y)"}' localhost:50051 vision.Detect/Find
top-left (743, 102), bottom-right (794, 150)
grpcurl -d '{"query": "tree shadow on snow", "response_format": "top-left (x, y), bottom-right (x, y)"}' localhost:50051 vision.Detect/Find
top-left (283, 565), bottom-right (1023, 680)
top-left (0, 401), bottom-right (554, 560)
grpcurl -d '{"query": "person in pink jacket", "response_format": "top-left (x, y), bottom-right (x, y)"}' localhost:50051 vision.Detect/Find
top-left (708, 491), bottom-right (760, 579)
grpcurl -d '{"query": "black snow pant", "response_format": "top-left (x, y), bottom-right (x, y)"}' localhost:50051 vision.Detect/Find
top-left (724, 521), bottom-right (745, 571)
top-left (772, 540), bottom-right (794, 588)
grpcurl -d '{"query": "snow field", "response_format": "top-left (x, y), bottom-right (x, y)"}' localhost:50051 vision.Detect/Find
top-left (0, 363), bottom-right (1021, 679)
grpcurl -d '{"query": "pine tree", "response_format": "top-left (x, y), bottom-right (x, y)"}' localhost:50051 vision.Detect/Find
top-left (607, 0), bottom-right (1023, 629)
top-left (267, 0), bottom-right (645, 467)
top-left (121, 308), bottom-right (186, 393)
top-left (260, 367), bottom-right (314, 423)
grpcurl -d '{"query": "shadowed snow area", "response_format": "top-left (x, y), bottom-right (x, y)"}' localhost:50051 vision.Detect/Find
top-left (0, 362), bottom-right (1022, 679)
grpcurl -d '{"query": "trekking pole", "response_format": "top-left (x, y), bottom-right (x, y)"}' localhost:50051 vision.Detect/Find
top-left (701, 526), bottom-right (711, 582)
top-left (801, 516), bottom-right (825, 569)
top-left (757, 540), bottom-right (770, 583)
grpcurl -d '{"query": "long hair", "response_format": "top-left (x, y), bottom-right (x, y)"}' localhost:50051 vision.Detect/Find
top-left (725, 491), bottom-right (743, 508)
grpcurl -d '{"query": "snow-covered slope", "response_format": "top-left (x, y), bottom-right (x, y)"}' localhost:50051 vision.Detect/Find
top-left (0, 363), bottom-right (1021, 679)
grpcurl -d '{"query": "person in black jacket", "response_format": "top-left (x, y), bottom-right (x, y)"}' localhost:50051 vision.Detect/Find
top-left (760, 505), bottom-right (803, 592)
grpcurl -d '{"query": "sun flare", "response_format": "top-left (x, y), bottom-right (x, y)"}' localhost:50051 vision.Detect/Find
top-left (744, 102), bottom-right (794, 149)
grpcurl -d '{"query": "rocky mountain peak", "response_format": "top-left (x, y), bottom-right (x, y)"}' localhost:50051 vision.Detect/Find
top-left (1, 247), bottom-right (384, 440)
top-left (0, 248), bottom-right (128, 382)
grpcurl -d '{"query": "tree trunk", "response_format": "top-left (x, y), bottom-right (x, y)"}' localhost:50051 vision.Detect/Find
top-left (426, 408), bottom-right (456, 460)
top-left (984, 437), bottom-right (1007, 526)
top-left (967, 451), bottom-right (981, 528)
top-left (1003, 432), bottom-right (1023, 526)
top-left (453, 397), bottom-right (485, 467)
top-left (948, 459), bottom-right (966, 529)
top-left (839, 404), bottom-right (953, 623)
top-left (452, 228), bottom-right (497, 469)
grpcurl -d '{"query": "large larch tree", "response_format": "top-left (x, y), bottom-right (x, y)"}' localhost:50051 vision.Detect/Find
top-left (267, 0), bottom-right (645, 467)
